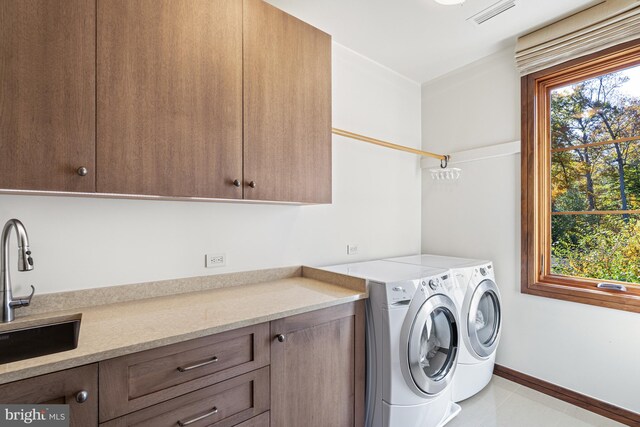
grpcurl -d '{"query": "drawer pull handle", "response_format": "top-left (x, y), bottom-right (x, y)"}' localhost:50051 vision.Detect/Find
top-left (177, 407), bottom-right (218, 426)
top-left (177, 356), bottom-right (218, 372)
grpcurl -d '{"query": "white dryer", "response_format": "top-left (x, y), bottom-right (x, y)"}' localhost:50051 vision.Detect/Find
top-left (320, 260), bottom-right (461, 427)
top-left (387, 255), bottom-right (502, 402)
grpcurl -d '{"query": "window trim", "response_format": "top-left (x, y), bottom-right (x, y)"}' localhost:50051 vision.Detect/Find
top-left (521, 38), bottom-right (640, 313)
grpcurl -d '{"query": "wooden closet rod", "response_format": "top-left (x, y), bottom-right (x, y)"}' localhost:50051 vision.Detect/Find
top-left (332, 128), bottom-right (447, 160)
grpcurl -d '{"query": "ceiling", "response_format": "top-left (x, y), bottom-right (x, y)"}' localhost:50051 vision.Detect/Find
top-left (265, 0), bottom-right (600, 83)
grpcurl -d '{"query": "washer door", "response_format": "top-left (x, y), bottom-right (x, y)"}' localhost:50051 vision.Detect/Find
top-left (407, 295), bottom-right (459, 395)
top-left (468, 279), bottom-right (501, 358)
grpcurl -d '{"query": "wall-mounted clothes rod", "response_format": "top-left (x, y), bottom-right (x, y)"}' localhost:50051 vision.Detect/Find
top-left (420, 140), bottom-right (521, 169)
top-left (332, 128), bottom-right (447, 161)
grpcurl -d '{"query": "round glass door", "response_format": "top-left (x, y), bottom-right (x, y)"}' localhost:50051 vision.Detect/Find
top-left (408, 295), bottom-right (458, 395)
top-left (468, 279), bottom-right (501, 358)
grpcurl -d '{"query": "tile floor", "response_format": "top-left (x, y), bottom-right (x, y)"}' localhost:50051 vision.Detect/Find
top-left (447, 376), bottom-right (625, 427)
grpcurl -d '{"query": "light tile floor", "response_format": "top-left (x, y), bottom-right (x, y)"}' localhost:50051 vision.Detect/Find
top-left (447, 376), bottom-right (625, 427)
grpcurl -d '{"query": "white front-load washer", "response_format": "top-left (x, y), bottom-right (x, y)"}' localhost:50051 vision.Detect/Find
top-left (319, 260), bottom-right (462, 427)
top-left (387, 255), bottom-right (502, 402)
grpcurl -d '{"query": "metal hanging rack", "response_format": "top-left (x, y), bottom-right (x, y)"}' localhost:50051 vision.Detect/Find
top-left (331, 127), bottom-right (449, 166)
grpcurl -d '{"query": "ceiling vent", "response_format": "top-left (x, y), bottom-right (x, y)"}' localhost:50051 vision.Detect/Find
top-left (467, 0), bottom-right (516, 26)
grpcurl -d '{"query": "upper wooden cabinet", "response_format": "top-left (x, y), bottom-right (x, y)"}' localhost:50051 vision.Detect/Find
top-left (96, 0), bottom-right (244, 199)
top-left (0, 0), bottom-right (96, 192)
top-left (243, 0), bottom-right (332, 203)
top-left (0, 0), bottom-right (331, 203)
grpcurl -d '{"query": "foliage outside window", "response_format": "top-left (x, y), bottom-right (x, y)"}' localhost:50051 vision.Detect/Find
top-left (521, 41), bottom-right (640, 312)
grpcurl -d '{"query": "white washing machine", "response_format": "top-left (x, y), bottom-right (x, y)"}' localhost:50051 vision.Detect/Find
top-left (320, 260), bottom-right (462, 427)
top-left (387, 255), bottom-right (502, 402)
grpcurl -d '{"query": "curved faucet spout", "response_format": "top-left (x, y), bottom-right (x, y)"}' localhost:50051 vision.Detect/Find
top-left (2, 219), bottom-right (33, 272)
top-left (1, 219), bottom-right (35, 322)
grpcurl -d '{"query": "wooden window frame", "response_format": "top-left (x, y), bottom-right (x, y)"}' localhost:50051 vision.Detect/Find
top-left (521, 39), bottom-right (640, 313)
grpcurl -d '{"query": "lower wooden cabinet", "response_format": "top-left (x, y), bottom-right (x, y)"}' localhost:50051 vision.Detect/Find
top-left (0, 301), bottom-right (365, 427)
top-left (0, 364), bottom-right (98, 427)
top-left (235, 412), bottom-right (269, 427)
top-left (100, 367), bottom-right (269, 427)
top-left (270, 301), bottom-right (366, 427)
top-left (99, 323), bottom-right (270, 421)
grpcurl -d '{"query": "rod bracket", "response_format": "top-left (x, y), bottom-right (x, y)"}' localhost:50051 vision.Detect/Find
top-left (440, 155), bottom-right (449, 169)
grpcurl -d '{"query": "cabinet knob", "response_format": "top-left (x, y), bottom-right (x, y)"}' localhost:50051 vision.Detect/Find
top-left (248, 181), bottom-right (256, 189)
top-left (276, 334), bottom-right (285, 343)
top-left (75, 390), bottom-right (89, 404)
top-left (77, 167), bottom-right (88, 177)
top-left (233, 179), bottom-right (241, 187)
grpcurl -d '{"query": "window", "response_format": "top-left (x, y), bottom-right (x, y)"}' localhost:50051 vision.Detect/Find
top-left (521, 40), bottom-right (640, 312)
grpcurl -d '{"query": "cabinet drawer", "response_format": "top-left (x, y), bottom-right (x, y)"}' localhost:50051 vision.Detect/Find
top-left (234, 412), bottom-right (269, 427)
top-left (100, 323), bottom-right (270, 421)
top-left (128, 332), bottom-right (254, 399)
top-left (100, 367), bottom-right (269, 427)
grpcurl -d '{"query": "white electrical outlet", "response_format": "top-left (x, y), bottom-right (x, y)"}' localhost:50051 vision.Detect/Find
top-left (347, 244), bottom-right (359, 255)
top-left (205, 253), bottom-right (226, 268)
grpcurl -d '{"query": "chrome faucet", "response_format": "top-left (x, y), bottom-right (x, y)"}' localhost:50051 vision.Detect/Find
top-left (1, 219), bottom-right (35, 322)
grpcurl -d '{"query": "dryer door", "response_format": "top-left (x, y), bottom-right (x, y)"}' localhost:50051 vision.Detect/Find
top-left (468, 279), bottom-right (501, 358)
top-left (407, 294), bottom-right (459, 396)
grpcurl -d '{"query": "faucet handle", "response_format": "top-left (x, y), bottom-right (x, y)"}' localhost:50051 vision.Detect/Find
top-left (11, 285), bottom-right (35, 308)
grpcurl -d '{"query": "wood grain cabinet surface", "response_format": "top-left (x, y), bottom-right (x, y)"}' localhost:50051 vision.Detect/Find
top-left (0, 0), bottom-right (96, 192)
top-left (0, 364), bottom-right (99, 427)
top-left (99, 323), bottom-right (270, 422)
top-left (234, 412), bottom-right (270, 427)
top-left (100, 367), bottom-right (269, 427)
top-left (270, 301), bottom-right (366, 427)
top-left (1, 0), bottom-right (332, 204)
top-left (97, 0), bottom-right (244, 199)
top-left (243, 0), bottom-right (332, 204)
top-left (0, 302), bottom-right (364, 427)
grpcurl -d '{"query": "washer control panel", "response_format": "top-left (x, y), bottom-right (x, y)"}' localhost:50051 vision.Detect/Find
top-left (474, 263), bottom-right (494, 280)
top-left (417, 274), bottom-right (454, 295)
top-left (420, 275), bottom-right (448, 290)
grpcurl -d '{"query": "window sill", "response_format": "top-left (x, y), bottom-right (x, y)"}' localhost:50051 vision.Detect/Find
top-left (522, 280), bottom-right (640, 313)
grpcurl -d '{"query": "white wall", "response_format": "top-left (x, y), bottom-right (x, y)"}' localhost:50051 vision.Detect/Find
top-left (0, 43), bottom-right (422, 295)
top-left (421, 47), bottom-right (640, 413)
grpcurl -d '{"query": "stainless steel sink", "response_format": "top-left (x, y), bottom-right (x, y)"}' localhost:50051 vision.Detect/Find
top-left (0, 314), bottom-right (81, 364)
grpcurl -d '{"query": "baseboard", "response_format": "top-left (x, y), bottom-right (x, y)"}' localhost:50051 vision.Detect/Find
top-left (493, 364), bottom-right (640, 426)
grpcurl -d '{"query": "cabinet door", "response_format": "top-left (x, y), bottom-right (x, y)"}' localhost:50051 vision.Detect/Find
top-left (97, 0), bottom-right (243, 199)
top-left (243, 0), bottom-right (332, 203)
top-left (0, 0), bottom-right (96, 192)
top-left (270, 301), bottom-right (365, 427)
top-left (0, 364), bottom-right (98, 427)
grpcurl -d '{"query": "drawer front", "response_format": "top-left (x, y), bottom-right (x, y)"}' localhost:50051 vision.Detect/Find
top-left (100, 367), bottom-right (269, 427)
top-left (129, 333), bottom-right (253, 399)
top-left (234, 412), bottom-right (269, 427)
top-left (100, 323), bottom-right (270, 421)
